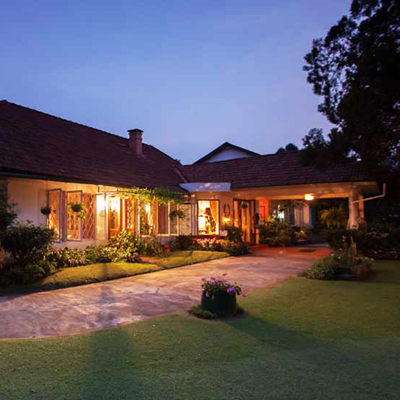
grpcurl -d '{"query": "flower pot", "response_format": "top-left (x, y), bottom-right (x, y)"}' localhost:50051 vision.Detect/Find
top-left (352, 263), bottom-right (372, 280)
top-left (201, 290), bottom-right (237, 317)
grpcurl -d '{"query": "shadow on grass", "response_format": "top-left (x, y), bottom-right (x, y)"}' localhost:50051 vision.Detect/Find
top-left (69, 264), bottom-right (159, 399)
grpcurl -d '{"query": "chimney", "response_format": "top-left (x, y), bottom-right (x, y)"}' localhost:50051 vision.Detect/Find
top-left (128, 129), bottom-right (143, 155)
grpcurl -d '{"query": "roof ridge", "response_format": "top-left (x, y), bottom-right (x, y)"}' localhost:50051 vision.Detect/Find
top-left (0, 99), bottom-right (133, 143)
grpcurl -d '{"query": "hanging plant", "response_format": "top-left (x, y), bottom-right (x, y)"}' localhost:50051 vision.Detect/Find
top-left (40, 205), bottom-right (52, 216)
top-left (68, 202), bottom-right (85, 220)
top-left (169, 209), bottom-right (185, 221)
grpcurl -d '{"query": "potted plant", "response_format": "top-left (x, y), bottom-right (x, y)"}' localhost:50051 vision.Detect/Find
top-left (169, 209), bottom-right (185, 220)
top-left (40, 205), bottom-right (52, 216)
top-left (67, 202), bottom-right (85, 219)
top-left (200, 274), bottom-right (246, 317)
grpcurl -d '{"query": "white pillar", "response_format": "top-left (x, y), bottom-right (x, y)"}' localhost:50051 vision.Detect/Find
top-left (348, 190), bottom-right (360, 229)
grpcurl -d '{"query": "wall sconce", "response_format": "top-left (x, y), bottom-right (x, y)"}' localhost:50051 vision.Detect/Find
top-left (304, 194), bottom-right (315, 201)
top-left (145, 204), bottom-right (151, 213)
top-left (222, 217), bottom-right (231, 224)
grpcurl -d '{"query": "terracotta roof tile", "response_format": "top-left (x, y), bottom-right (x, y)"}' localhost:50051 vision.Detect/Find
top-left (180, 151), bottom-right (371, 188)
top-left (0, 100), bottom-right (184, 191)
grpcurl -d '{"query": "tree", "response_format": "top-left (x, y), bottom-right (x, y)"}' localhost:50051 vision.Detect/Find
top-left (276, 143), bottom-right (299, 154)
top-left (302, 0), bottom-right (400, 187)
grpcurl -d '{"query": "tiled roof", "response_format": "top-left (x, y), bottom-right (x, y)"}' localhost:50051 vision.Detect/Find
top-left (0, 100), bottom-right (184, 191)
top-left (0, 100), bottom-right (372, 192)
top-left (180, 151), bottom-right (371, 189)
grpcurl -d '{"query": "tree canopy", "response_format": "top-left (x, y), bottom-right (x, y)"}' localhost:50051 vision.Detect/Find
top-left (276, 143), bottom-right (299, 154)
top-left (302, 0), bottom-right (400, 188)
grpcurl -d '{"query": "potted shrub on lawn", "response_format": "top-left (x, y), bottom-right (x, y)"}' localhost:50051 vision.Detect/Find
top-left (200, 274), bottom-right (246, 317)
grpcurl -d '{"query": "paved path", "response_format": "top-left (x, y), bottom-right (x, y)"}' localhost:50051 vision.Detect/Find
top-left (0, 246), bottom-right (329, 339)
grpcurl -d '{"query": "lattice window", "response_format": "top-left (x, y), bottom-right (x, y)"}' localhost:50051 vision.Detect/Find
top-left (83, 193), bottom-right (96, 239)
top-left (66, 191), bottom-right (82, 241)
top-left (125, 199), bottom-right (135, 232)
top-left (48, 189), bottom-right (61, 241)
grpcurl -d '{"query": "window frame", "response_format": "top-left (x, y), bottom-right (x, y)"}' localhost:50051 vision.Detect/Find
top-left (157, 202), bottom-right (180, 237)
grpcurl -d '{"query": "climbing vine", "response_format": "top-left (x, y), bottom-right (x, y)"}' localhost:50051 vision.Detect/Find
top-left (121, 187), bottom-right (184, 205)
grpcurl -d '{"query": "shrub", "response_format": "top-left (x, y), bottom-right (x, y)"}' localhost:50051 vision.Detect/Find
top-left (169, 235), bottom-right (194, 251)
top-left (0, 259), bottom-right (56, 285)
top-left (47, 247), bottom-right (90, 268)
top-left (259, 218), bottom-right (297, 247)
top-left (0, 183), bottom-right (17, 235)
top-left (324, 225), bottom-right (400, 259)
top-left (305, 257), bottom-right (337, 280)
top-left (192, 237), bottom-right (223, 251)
top-left (141, 234), bottom-right (167, 257)
top-left (222, 225), bottom-right (243, 243)
top-left (1, 223), bottom-right (55, 264)
top-left (220, 240), bottom-right (251, 256)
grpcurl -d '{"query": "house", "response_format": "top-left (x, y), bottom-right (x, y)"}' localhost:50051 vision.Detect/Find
top-left (0, 100), bottom-right (378, 247)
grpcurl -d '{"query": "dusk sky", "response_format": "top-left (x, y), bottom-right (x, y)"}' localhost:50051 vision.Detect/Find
top-left (1, 0), bottom-right (351, 164)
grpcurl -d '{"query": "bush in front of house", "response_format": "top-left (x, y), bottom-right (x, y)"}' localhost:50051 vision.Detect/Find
top-left (169, 235), bottom-right (194, 251)
top-left (220, 239), bottom-right (251, 256)
top-left (324, 224), bottom-right (400, 260)
top-left (0, 222), bottom-right (56, 284)
top-left (304, 257), bottom-right (337, 280)
top-left (259, 218), bottom-right (297, 247)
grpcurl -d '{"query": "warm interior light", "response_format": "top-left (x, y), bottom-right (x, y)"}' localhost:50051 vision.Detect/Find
top-left (222, 217), bottom-right (231, 223)
top-left (304, 194), bottom-right (315, 201)
top-left (145, 204), bottom-right (151, 213)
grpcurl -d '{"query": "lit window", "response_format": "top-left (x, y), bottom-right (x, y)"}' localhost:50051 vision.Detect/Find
top-left (198, 200), bottom-right (219, 235)
top-left (48, 189), bottom-right (61, 241)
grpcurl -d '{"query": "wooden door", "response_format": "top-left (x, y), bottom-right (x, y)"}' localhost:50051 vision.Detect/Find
top-left (108, 196), bottom-right (122, 238)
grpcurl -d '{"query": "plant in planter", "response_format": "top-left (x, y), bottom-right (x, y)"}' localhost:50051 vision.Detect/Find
top-left (67, 202), bottom-right (85, 220)
top-left (169, 209), bottom-right (185, 221)
top-left (40, 205), bottom-right (52, 216)
top-left (200, 274), bottom-right (246, 317)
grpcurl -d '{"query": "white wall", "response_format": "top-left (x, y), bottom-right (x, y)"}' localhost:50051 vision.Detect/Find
top-left (7, 178), bottom-right (107, 249)
top-left (205, 148), bottom-right (254, 163)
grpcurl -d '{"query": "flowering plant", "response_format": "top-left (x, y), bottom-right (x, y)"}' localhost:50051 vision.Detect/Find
top-left (201, 274), bottom-right (246, 297)
top-left (164, 244), bottom-right (171, 254)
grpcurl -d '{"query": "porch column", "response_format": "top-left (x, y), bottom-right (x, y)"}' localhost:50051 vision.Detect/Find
top-left (348, 189), bottom-right (361, 229)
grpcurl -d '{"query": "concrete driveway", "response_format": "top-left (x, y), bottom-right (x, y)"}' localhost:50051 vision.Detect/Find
top-left (0, 246), bottom-right (329, 339)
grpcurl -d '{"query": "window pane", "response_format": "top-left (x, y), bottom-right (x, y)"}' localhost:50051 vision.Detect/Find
top-left (170, 204), bottom-right (178, 234)
top-left (198, 200), bottom-right (219, 235)
top-left (158, 204), bottom-right (168, 234)
top-left (48, 189), bottom-right (61, 241)
top-left (67, 191), bottom-right (82, 240)
top-left (140, 203), bottom-right (153, 235)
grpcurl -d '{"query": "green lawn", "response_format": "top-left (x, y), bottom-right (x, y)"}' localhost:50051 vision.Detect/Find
top-left (1, 260), bottom-right (399, 400)
top-left (36, 262), bottom-right (162, 290)
top-left (0, 251), bottom-right (228, 295)
top-left (157, 250), bottom-right (229, 269)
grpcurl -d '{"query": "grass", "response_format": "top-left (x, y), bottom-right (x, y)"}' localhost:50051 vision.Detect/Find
top-left (1, 260), bottom-right (399, 399)
top-left (157, 250), bottom-right (228, 269)
top-left (0, 251), bottom-right (228, 295)
top-left (35, 262), bottom-right (162, 290)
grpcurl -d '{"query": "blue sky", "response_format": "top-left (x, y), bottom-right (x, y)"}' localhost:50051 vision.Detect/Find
top-left (0, 0), bottom-right (351, 164)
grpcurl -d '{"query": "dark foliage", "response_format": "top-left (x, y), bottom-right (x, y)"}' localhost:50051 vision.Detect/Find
top-left (0, 183), bottom-right (17, 235)
top-left (276, 143), bottom-right (299, 154)
top-left (303, 0), bottom-right (400, 199)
